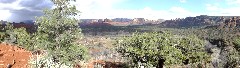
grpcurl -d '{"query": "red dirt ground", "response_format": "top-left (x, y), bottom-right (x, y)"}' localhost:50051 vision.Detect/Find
top-left (0, 43), bottom-right (32, 68)
top-left (0, 43), bottom-right (124, 68)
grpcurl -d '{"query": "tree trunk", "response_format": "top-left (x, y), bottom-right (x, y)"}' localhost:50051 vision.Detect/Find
top-left (157, 59), bottom-right (165, 68)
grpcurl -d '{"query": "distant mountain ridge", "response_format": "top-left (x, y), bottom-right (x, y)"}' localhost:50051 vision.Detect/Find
top-left (161, 15), bottom-right (240, 28)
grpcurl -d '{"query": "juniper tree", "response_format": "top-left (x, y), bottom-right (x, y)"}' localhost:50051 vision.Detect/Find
top-left (32, 0), bottom-right (88, 66)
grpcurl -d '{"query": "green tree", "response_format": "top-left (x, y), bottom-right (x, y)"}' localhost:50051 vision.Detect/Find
top-left (115, 32), bottom-right (210, 68)
top-left (32, 0), bottom-right (88, 66)
top-left (0, 0), bottom-right (88, 67)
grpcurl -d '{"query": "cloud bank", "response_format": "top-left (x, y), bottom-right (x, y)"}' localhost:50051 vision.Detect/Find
top-left (0, 0), bottom-right (53, 22)
top-left (0, 0), bottom-right (240, 22)
top-left (0, 0), bottom-right (17, 3)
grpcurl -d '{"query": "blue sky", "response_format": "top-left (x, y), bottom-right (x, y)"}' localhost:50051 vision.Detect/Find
top-left (1, 0), bottom-right (240, 22)
top-left (115, 0), bottom-right (188, 10)
top-left (117, 0), bottom-right (234, 12)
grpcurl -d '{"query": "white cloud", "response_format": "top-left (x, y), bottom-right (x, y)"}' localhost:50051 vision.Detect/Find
top-left (74, 0), bottom-right (197, 20)
top-left (206, 4), bottom-right (220, 11)
top-left (179, 0), bottom-right (187, 3)
top-left (205, 3), bottom-right (240, 16)
top-left (0, 0), bottom-right (23, 21)
top-left (75, 0), bottom-right (126, 19)
top-left (0, 10), bottom-right (11, 20)
top-left (0, 0), bottom-right (53, 22)
top-left (225, 0), bottom-right (240, 5)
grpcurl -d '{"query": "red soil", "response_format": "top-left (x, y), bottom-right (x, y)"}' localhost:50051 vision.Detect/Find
top-left (0, 43), bottom-right (32, 68)
top-left (0, 43), bottom-right (124, 68)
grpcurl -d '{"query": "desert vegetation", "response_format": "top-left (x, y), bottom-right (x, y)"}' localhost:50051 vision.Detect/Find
top-left (115, 32), bottom-right (210, 68)
top-left (0, 0), bottom-right (240, 68)
top-left (81, 22), bottom-right (240, 67)
top-left (1, 0), bottom-right (88, 67)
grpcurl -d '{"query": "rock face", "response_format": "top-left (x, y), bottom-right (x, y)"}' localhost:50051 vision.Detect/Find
top-left (211, 48), bottom-right (221, 68)
top-left (0, 43), bottom-right (32, 68)
top-left (206, 39), bottom-right (238, 68)
top-left (205, 40), bottom-right (221, 67)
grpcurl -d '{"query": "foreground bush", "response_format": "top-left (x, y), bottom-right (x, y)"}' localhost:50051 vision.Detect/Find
top-left (32, 0), bottom-right (89, 67)
top-left (0, 0), bottom-right (89, 67)
top-left (115, 32), bottom-right (210, 68)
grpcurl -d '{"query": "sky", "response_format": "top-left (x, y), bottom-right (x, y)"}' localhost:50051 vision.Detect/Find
top-left (1, 0), bottom-right (240, 22)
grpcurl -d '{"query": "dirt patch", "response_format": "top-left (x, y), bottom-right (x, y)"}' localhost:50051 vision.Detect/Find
top-left (81, 60), bottom-right (124, 68)
top-left (0, 43), bottom-right (32, 68)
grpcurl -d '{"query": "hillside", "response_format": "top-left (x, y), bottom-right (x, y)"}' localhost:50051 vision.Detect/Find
top-left (161, 15), bottom-right (240, 28)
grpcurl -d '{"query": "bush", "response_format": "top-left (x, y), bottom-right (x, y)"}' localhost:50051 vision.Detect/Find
top-left (115, 32), bottom-right (210, 68)
top-left (233, 37), bottom-right (240, 51)
top-left (0, 0), bottom-right (89, 67)
top-left (31, 0), bottom-right (89, 66)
